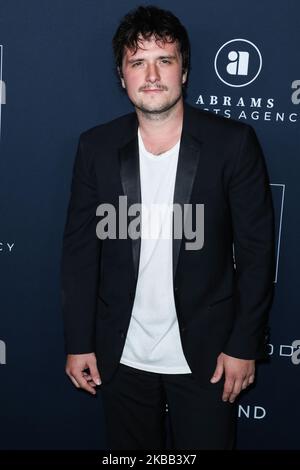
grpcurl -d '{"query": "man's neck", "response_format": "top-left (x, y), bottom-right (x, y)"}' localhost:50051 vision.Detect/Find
top-left (136, 99), bottom-right (184, 155)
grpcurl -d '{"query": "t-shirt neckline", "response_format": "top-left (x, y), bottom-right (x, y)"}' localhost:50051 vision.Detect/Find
top-left (138, 127), bottom-right (180, 160)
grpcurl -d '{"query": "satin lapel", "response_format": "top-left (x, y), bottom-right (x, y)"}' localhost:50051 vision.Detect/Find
top-left (172, 132), bottom-right (202, 281)
top-left (118, 136), bottom-right (141, 283)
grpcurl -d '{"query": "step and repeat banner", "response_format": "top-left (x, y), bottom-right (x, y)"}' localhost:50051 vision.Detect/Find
top-left (0, 0), bottom-right (299, 450)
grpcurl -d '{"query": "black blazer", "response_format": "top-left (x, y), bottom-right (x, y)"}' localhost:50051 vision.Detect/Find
top-left (61, 102), bottom-right (275, 388)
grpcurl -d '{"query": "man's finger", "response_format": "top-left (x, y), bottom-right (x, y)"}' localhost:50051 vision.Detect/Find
top-left (241, 378), bottom-right (249, 390)
top-left (88, 363), bottom-right (102, 386)
top-left (82, 372), bottom-right (98, 386)
top-left (229, 379), bottom-right (243, 403)
top-left (210, 358), bottom-right (224, 383)
top-left (82, 372), bottom-right (93, 381)
top-left (222, 378), bottom-right (235, 401)
top-left (69, 375), bottom-right (80, 388)
top-left (72, 372), bottom-right (97, 395)
top-left (248, 374), bottom-right (255, 384)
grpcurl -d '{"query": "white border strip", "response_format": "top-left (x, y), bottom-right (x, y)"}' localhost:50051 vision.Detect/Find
top-left (270, 183), bottom-right (285, 284)
top-left (0, 45), bottom-right (3, 139)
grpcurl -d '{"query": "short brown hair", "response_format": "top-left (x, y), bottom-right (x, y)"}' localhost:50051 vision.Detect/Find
top-left (112, 5), bottom-right (190, 83)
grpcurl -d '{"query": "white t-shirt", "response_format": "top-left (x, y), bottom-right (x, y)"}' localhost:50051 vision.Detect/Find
top-left (119, 128), bottom-right (192, 374)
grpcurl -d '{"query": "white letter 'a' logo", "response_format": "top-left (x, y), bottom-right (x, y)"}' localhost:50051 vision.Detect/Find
top-left (226, 51), bottom-right (249, 76)
top-left (214, 39), bottom-right (262, 87)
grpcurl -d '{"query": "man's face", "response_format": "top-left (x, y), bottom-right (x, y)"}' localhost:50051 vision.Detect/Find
top-left (119, 35), bottom-right (187, 115)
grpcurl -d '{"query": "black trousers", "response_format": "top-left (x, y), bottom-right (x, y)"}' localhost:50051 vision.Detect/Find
top-left (100, 363), bottom-right (236, 450)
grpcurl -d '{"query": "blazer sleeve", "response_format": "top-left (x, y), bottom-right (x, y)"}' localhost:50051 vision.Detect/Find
top-left (223, 124), bottom-right (276, 360)
top-left (60, 134), bottom-right (101, 355)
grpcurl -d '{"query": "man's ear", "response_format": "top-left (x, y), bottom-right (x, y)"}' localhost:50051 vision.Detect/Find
top-left (182, 69), bottom-right (188, 85)
top-left (117, 67), bottom-right (126, 88)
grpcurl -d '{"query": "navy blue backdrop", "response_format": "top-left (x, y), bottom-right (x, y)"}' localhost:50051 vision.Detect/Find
top-left (0, 0), bottom-right (299, 450)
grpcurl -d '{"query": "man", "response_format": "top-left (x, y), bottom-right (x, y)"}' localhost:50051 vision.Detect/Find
top-left (61, 5), bottom-right (275, 450)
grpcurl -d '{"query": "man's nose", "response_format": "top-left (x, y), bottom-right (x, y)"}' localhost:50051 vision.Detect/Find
top-left (145, 63), bottom-right (160, 83)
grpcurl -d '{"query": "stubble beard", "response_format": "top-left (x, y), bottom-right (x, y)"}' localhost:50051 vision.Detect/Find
top-left (132, 91), bottom-right (183, 121)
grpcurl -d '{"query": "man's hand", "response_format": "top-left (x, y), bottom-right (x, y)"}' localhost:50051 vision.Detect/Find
top-left (65, 352), bottom-right (101, 395)
top-left (210, 352), bottom-right (255, 403)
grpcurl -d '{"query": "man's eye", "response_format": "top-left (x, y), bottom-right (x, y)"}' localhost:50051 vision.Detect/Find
top-left (161, 59), bottom-right (171, 64)
top-left (132, 62), bottom-right (143, 67)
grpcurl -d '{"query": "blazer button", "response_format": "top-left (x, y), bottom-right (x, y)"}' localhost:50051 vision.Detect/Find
top-left (119, 330), bottom-right (125, 339)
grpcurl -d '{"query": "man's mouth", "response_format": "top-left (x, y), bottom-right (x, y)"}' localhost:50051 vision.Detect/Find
top-left (142, 89), bottom-right (164, 93)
